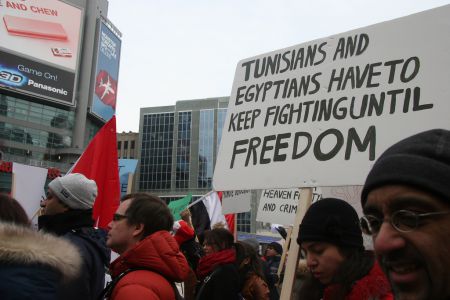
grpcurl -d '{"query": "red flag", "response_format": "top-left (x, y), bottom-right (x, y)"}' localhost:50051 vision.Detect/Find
top-left (72, 116), bottom-right (120, 228)
top-left (225, 213), bottom-right (235, 236)
top-left (217, 191), bottom-right (236, 237)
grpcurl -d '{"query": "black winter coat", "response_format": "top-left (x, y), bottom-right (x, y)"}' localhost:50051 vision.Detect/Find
top-left (39, 209), bottom-right (110, 300)
top-left (195, 263), bottom-right (240, 300)
top-left (266, 255), bottom-right (281, 300)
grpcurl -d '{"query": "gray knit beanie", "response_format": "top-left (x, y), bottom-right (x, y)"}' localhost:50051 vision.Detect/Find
top-left (361, 129), bottom-right (450, 206)
top-left (242, 238), bottom-right (260, 253)
top-left (48, 173), bottom-right (98, 210)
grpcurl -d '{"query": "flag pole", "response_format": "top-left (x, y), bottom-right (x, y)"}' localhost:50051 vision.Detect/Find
top-left (186, 190), bottom-right (214, 209)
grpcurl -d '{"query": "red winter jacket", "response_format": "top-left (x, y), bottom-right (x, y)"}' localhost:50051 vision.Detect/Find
top-left (323, 261), bottom-right (393, 300)
top-left (109, 230), bottom-right (190, 300)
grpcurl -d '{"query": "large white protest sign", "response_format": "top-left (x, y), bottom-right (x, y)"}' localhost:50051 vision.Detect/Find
top-left (222, 190), bottom-right (252, 214)
top-left (321, 185), bottom-right (363, 215)
top-left (12, 163), bottom-right (48, 229)
top-left (214, 5), bottom-right (450, 191)
top-left (256, 188), bottom-right (322, 224)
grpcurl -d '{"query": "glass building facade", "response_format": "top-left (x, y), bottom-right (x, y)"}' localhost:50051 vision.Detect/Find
top-left (137, 98), bottom-right (258, 234)
top-left (217, 108), bottom-right (227, 153)
top-left (0, 0), bottom-right (114, 194)
top-left (176, 111), bottom-right (191, 189)
top-left (198, 109), bottom-right (214, 188)
top-left (139, 113), bottom-right (174, 190)
top-left (138, 98), bottom-right (228, 195)
top-left (0, 94), bottom-right (75, 162)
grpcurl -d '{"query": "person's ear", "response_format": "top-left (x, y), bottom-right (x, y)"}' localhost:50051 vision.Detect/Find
top-left (132, 223), bottom-right (145, 238)
top-left (239, 257), bottom-right (250, 269)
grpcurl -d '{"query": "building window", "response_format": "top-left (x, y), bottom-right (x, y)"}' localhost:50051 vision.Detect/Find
top-left (217, 108), bottom-right (227, 154)
top-left (237, 211), bottom-right (251, 233)
top-left (0, 95), bottom-right (74, 130)
top-left (117, 141), bottom-right (121, 150)
top-left (198, 109), bottom-right (214, 188)
top-left (131, 140), bottom-right (135, 149)
top-left (124, 141), bottom-right (128, 150)
top-left (139, 113), bottom-right (174, 191)
top-left (176, 111), bottom-right (191, 189)
top-left (0, 121), bottom-right (71, 150)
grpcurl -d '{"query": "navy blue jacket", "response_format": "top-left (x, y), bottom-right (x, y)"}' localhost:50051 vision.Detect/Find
top-left (0, 222), bottom-right (82, 300)
top-left (39, 209), bottom-right (110, 300)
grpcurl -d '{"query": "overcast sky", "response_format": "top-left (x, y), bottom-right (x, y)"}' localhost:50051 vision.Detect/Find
top-left (108, 0), bottom-right (449, 132)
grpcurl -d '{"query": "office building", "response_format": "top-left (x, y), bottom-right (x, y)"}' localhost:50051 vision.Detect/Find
top-left (117, 131), bottom-right (138, 159)
top-left (137, 97), bottom-right (260, 233)
top-left (0, 0), bottom-right (121, 191)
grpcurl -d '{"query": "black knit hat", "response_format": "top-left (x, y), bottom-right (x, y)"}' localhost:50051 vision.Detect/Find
top-left (361, 129), bottom-right (450, 206)
top-left (297, 198), bottom-right (363, 250)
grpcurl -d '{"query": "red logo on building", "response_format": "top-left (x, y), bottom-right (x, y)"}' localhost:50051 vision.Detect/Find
top-left (95, 70), bottom-right (117, 109)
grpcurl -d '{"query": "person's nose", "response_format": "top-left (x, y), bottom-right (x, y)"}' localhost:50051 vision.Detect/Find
top-left (41, 198), bottom-right (48, 207)
top-left (373, 220), bottom-right (406, 256)
top-left (306, 253), bottom-right (318, 269)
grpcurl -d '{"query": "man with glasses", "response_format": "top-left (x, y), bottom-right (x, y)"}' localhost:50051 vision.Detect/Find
top-left (104, 193), bottom-right (189, 299)
top-left (39, 173), bottom-right (110, 300)
top-left (361, 129), bottom-right (450, 300)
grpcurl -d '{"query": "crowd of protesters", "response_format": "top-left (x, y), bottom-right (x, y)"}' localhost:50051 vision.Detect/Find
top-left (0, 128), bottom-right (449, 300)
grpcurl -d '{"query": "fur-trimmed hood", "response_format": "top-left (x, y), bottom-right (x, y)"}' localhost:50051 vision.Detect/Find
top-left (0, 222), bottom-right (81, 281)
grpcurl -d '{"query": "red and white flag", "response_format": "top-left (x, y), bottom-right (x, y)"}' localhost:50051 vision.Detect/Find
top-left (218, 191), bottom-right (236, 235)
top-left (72, 116), bottom-right (120, 228)
top-left (189, 191), bottom-right (235, 241)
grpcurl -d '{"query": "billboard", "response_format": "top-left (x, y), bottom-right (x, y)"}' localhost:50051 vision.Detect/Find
top-left (91, 20), bottom-right (121, 121)
top-left (213, 5), bottom-right (450, 191)
top-left (0, 0), bottom-right (83, 104)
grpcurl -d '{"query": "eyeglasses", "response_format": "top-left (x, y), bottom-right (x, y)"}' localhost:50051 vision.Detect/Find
top-left (112, 213), bottom-right (128, 221)
top-left (360, 210), bottom-right (450, 235)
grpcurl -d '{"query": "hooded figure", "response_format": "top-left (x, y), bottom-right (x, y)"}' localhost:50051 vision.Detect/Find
top-left (0, 222), bottom-right (82, 300)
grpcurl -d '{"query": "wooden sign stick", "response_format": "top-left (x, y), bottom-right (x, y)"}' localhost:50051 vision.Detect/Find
top-left (279, 187), bottom-right (312, 300)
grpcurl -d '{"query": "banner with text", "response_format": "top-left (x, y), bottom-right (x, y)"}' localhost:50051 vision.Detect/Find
top-left (0, 0), bottom-right (83, 105)
top-left (91, 20), bottom-right (121, 121)
top-left (222, 190), bottom-right (252, 214)
top-left (256, 188), bottom-right (322, 224)
top-left (213, 5), bottom-right (450, 190)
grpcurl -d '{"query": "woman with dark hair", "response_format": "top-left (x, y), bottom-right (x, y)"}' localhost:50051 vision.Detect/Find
top-left (235, 241), bottom-right (270, 300)
top-left (297, 198), bottom-right (393, 300)
top-left (195, 228), bottom-right (240, 300)
top-left (0, 193), bottom-right (30, 226)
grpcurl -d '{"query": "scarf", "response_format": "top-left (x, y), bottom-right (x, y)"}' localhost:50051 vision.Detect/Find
top-left (196, 248), bottom-right (236, 279)
top-left (323, 261), bottom-right (393, 300)
top-left (38, 209), bottom-right (94, 236)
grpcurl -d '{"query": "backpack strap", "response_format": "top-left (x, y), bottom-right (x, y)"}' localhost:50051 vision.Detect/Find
top-left (195, 267), bottom-right (222, 300)
top-left (98, 268), bottom-right (183, 300)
